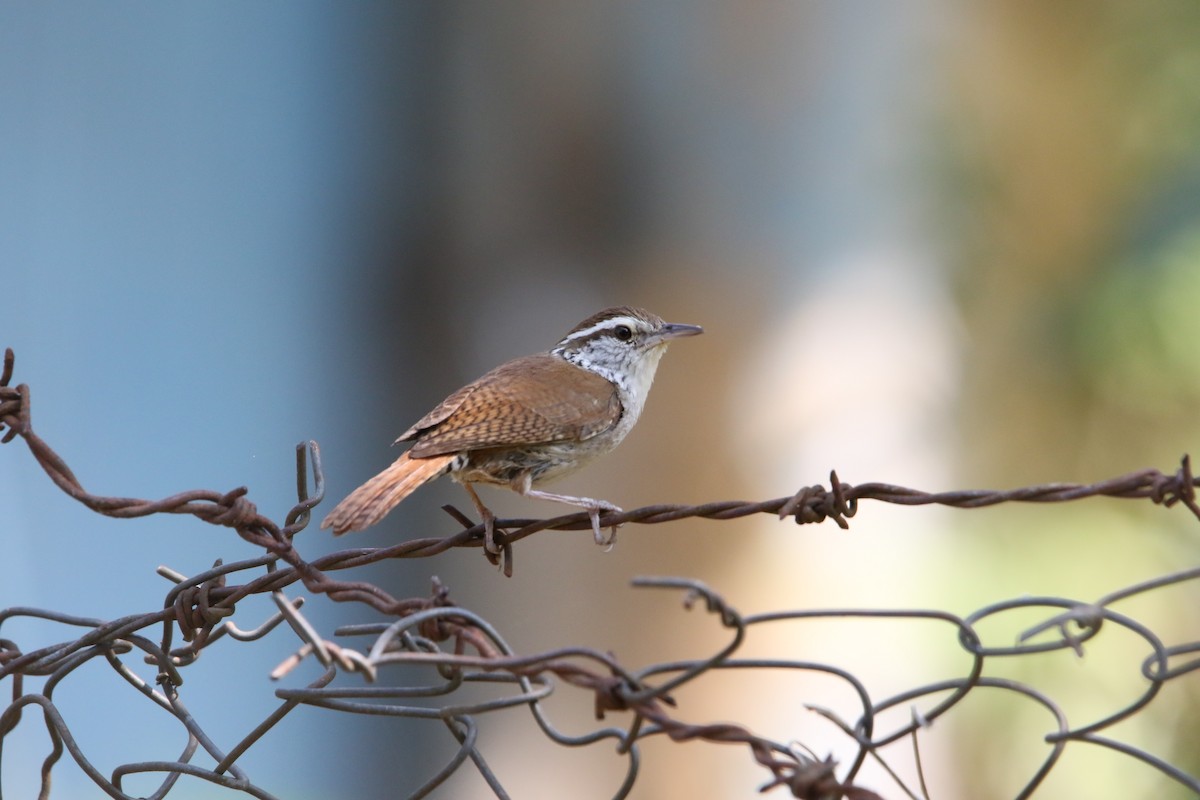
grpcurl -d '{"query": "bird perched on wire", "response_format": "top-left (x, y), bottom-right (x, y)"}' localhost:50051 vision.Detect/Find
top-left (321, 306), bottom-right (702, 553)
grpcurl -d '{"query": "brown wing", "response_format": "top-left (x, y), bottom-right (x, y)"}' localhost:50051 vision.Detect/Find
top-left (402, 354), bottom-right (622, 458)
top-left (394, 380), bottom-right (478, 443)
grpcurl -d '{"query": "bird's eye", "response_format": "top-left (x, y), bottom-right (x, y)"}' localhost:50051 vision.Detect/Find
top-left (614, 325), bottom-right (633, 342)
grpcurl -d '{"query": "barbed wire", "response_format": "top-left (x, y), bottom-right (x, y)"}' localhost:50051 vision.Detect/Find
top-left (2, 345), bottom-right (1199, 799)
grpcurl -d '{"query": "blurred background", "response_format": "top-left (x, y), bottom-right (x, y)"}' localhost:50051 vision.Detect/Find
top-left (4, 3), bottom-right (1200, 798)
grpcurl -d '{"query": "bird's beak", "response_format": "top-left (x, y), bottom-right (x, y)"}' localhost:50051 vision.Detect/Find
top-left (653, 322), bottom-right (704, 344)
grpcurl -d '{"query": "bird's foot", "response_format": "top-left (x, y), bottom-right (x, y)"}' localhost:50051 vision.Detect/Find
top-left (462, 483), bottom-right (505, 556)
top-left (480, 504), bottom-right (504, 555)
top-left (522, 489), bottom-right (623, 551)
top-left (585, 499), bottom-right (623, 551)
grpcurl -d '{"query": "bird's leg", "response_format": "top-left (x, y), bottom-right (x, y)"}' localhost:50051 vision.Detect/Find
top-left (521, 487), bottom-right (623, 550)
top-left (462, 482), bottom-right (502, 555)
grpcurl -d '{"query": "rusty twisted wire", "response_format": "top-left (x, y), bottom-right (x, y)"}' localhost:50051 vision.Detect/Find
top-left (3, 346), bottom-right (1200, 799)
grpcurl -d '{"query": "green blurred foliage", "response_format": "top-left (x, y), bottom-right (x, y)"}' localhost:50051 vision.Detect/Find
top-left (936, 2), bottom-right (1200, 482)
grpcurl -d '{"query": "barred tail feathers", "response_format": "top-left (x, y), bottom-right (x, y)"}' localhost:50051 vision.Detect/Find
top-left (321, 452), bottom-right (455, 535)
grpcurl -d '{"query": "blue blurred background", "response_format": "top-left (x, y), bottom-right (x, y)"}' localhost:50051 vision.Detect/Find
top-left (4, 4), bottom-right (1200, 798)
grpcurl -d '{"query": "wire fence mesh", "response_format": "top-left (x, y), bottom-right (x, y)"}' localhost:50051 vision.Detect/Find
top-left (2, 345), bottom-right (1199, 799)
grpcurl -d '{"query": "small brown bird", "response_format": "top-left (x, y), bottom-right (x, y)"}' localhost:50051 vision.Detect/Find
top-left (321, 306), bottom-right (702, 552)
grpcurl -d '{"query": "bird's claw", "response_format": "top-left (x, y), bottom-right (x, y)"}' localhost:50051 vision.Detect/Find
top-left (588, 503), bottom-right (622, 551)
top-left (480, 507), bottom-right (503, 555)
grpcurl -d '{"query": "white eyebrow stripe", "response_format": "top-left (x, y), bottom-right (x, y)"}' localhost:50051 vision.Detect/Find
top-left (560, 316), bottom-right (643, 343)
